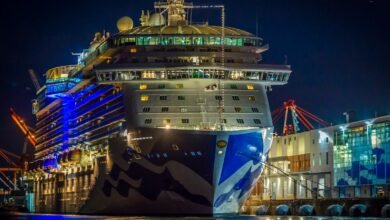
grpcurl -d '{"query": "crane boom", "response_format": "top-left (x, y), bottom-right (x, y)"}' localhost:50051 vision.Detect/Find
top-left (9, 108), bottom-right (36, 146)
top-left (28, 69), bottom-right (42, 91)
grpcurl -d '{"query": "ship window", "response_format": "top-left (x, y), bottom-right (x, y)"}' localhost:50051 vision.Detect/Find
top-left (140, 95), bottom-right (149, 102)
top-left (182, 119), bottom-right (189, 124)
top-left (232, 96), bottom-right (240, 101)
top-left (162, 107), bottom-right (169, 112)
top-left (248, 96), bottom-right (256, 101)
top-left (160, 96), bottom-right (167, 101)
top-left (185, 37), bottom-right (192, 45)
top-left (215, 96), bottom-right (223, 101)
top-left (163, 119), bottom-right (171, 124)
top-left (145, 119), bottom-right (152, 124)
top-left (174, 36), bottom-right (185, 45)
top-left (237, 119), bottom-right (245, 124)
top-left (176, 84), bottom-right (184, 89)
top-left (193, 37), bottom-right (203, 45)
top-left (180, 108), bottom-right (188, 113)
top-left (247, 84), bottom-right (255, 90)
top-left (143, 107), bottom-right (150, 113)
top-left (139, 84), bottom-right (148, 90)
top-left (235, 107), bottom-right (242, 113)
top-left (254, 119), bottom-right (262, 124)
top-left (158, 84), bottom-right (165, 89)
top-left (230, 84), bottom-right (238, 89)
top-left (178, 96), bottom-right (186, 100)
top-left (252, 108), bottom-right (259, 112)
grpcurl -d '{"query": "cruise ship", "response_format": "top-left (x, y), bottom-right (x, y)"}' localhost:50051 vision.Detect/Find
top-left (25, 0), bottom-right (291, 215)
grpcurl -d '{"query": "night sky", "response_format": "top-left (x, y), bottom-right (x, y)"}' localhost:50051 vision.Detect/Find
top-left (0, 0), bottom-right (389, 153)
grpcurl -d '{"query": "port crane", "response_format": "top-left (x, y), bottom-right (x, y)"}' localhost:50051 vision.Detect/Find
top-left (10, 108), bottom-right (36, 148)
top-left (272, 99), bottom-right (330, 135)
top-left (0, 108), bottom-right (36, 190)
top-left (0, 148), bottom-right (23, 190)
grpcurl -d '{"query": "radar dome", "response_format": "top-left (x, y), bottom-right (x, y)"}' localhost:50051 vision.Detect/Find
top-left (149, 13), bottom-right (166, 26)
top-left (117, 16), bottom-right (134, 32)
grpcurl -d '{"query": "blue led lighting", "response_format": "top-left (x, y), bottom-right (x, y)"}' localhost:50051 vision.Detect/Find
top-left (73, 93), bottom-right (123, 120)
top-left (75, 87), bottom-right (114, 109)
top-left (61, 95), bottom-right (75, 151)
top-left (70, 103), bottom-right (124, 130)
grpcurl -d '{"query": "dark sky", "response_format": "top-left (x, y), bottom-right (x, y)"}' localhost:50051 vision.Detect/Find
top-left (0, 0), bottom-right (389, 153)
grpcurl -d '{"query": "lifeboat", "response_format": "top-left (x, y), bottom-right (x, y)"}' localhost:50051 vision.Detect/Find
top-left (68, 149), bottom-right (82, 163)
top-left (43, 158), bottom-right (58, 170)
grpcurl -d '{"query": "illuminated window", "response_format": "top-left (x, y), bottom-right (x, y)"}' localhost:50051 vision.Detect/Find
top-left (235, 107), bottom-right (242, 113)
top-left (252, 108), bottom-right (259, 112)
top-left (145, 119), bottom-right (152, 124)
top-left (247, 84), bottom-right (255, 90)
top-left (182, 119), bottom-right (189, 124)
top-left (237, 119), bottom-right (244, 124)
top-left (232, 96), bottom-right (240, 101)
top-left (142, 71), bottom-right (156, 79)
top-left (180, 108), bottom-right (188, 113)
top-left (248, 96), bottom-right (256, 101)
top-left (178, 96), bottom-right (186, 101)
top-left (140, 95), bottom-right (149, 102)
top-left (176, 84), bottom-right (184, 89)
top-left (162, 107), bottom-right (169, 112)
top-left (130, 48), bottom-right (137, 53)
top-left (142, 107), bottom-right (150, 113)
top-left (139, 84), bottom-right (148, 90)
top-left (254, 119), bottom-right (261, 124)
top-left (163, 119), bottom-right (171, 125)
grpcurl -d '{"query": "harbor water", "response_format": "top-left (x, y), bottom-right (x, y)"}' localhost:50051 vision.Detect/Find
top-left (1, 214), bottom-right (388, 220)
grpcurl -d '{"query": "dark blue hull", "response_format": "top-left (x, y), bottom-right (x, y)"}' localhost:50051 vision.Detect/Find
top-left (78, 127), bottom-right (271, 215)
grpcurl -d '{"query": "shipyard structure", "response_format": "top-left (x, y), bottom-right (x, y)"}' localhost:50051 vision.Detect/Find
top-left (24, 0), bottom-right (291, 215)
top-left (245, 115), bottom-right (390, 216)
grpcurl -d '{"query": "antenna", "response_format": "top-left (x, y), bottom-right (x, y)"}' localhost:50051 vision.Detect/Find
top-left (256, 8), bottom-right (259, 37)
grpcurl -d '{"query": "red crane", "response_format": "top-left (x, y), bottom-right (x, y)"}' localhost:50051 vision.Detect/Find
top-left (272, 99), bottom-right (330, 135)
top-left (9, 108), bottom-right (36, 147)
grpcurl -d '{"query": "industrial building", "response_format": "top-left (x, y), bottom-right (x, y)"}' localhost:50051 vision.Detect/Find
top-left (248, 115), bottom-right (390, 203)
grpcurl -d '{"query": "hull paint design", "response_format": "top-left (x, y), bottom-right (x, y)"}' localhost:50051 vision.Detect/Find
top-left (77, 128), bottom-right (270, 215)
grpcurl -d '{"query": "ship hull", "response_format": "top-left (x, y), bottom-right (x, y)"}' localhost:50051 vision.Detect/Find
top-left (33, 127), bottom-right (271, 215)
top-left (81, 128), bottom-right (270, 215)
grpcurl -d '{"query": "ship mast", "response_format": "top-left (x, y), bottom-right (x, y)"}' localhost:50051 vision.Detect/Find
top-left (155, 0), bottom-right (193, 26)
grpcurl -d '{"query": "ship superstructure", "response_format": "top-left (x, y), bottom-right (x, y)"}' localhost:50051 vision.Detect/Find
top-left (26, 0), bottom-right (291, 215)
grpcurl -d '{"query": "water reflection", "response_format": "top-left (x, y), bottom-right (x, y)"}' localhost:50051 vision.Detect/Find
top-left (0, 214), bottom-right (385, 220)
